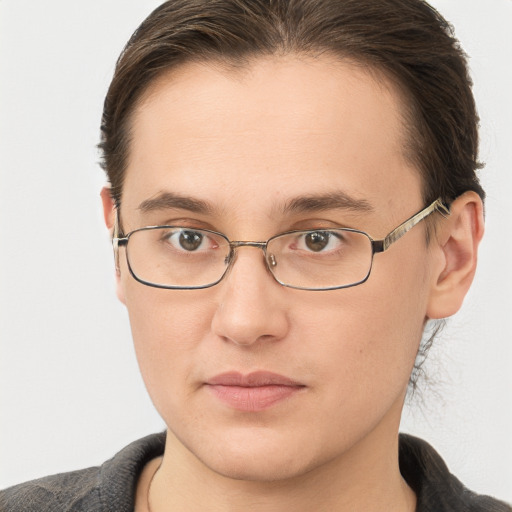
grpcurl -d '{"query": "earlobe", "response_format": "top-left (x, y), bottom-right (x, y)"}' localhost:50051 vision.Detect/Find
top-left (426, 191), bottom-right (484, 319)
top-left (100, 186), bottom-right (126, 305)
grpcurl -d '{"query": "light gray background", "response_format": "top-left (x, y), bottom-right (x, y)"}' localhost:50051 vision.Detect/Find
top-left (1, 0), bottom-right (511, 502)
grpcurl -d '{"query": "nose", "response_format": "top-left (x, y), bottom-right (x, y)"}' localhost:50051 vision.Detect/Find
top-left (211, 247), bottom-right (289, 346)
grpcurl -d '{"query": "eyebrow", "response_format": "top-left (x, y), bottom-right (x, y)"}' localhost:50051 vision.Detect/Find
top-left (138, 192), bottom-right (214, 215)
top-left (137, 189), bottom-right (374, 218)
top-left (282, 191), bottom-right (374, 215)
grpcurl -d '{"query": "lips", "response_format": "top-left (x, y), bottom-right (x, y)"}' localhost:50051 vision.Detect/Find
top-left (205, 371), bottom-right (305, 412)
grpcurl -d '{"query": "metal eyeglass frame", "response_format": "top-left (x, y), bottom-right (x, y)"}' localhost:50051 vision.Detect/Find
top-left (112, 198), bottom-right (450, 291)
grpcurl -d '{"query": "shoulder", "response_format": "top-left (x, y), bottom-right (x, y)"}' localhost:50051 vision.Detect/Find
top-left (0, 432), bottom-right (166, 512)
top-left (0, 467), bottom-right (101, 512)
top-left (399, 434), bottom-right (512, 512)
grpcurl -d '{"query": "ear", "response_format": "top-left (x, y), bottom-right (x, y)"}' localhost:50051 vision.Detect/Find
top-left (100, 186), bottom-right (126, 305)
top-left (100, 186), bottom-right (116, 231)
top-left (427, 191), bottom-right (484, 319)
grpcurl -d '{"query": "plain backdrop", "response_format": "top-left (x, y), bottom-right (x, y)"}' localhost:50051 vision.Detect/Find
top-left (1, 0), bottom-right (511, 503)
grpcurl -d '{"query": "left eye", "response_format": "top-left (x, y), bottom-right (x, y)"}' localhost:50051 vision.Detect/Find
top-left (178, 230), bottom-right (205, 251)
top-left (296, 231), bottom-right (343, 252)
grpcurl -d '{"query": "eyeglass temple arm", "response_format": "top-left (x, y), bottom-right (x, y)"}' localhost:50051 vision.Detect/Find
top-left (111, 209), bottom-right (130, 270)
top-left (372, 198), bottom-right (450, 253)
top-left (111, 209), bottom-right (129, 249)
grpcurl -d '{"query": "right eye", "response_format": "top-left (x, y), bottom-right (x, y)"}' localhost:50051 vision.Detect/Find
top-left (164, 229), bottom-right (212, 252)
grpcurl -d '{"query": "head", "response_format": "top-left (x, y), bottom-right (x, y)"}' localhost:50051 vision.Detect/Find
top-left (99, 0), bottom-right (484, 482)
top-left (99, 0), bottom-right (484, 210)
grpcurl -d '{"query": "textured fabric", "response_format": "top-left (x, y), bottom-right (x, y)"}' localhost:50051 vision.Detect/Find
top-left (0, 433), bottom-right (166, 512)
top-left (1, 433), bottom-right (510, 511)
top-left (399, 434), bottom-right (511, 512)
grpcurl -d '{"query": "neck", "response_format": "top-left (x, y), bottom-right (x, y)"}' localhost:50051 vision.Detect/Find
top-left (141, 427), bottom-right (416, 512)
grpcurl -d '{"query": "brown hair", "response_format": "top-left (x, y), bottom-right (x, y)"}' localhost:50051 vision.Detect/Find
top-left (99, 0), bottom-right (484, 209)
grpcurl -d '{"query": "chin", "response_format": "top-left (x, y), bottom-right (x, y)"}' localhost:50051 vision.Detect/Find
top-left (203, 449), bottom-right (311, 483)
top-left (184, 425), bottom-right (318, 483)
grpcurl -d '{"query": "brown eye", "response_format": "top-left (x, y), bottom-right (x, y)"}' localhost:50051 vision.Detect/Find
top-left (178, 231), bottom-right (204, 251)
top-left (304, 232), bottom-right (330, 252)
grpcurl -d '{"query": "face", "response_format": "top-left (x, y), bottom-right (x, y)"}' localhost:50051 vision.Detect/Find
top-left (115, 56), bottom-right (438, 481)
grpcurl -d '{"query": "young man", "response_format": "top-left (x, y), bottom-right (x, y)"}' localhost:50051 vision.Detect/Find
top-left (1, 1), bottom-right (510, 511)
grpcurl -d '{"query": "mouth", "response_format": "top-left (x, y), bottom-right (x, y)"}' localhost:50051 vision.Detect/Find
top-left (205, 371), bottom-right (305, 412)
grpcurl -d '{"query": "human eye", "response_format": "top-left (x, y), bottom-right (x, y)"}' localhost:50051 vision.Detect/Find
top-left (294, 230), bottom-right (346, 253)
top-left (161, 228), bottom-right (218, 253)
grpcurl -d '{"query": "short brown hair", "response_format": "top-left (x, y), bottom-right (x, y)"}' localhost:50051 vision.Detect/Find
top-left (99, 0), bottom-right (484, 208)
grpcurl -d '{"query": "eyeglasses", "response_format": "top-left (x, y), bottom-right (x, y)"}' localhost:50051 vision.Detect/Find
top-left (113, 198), bottom-right (449, 291)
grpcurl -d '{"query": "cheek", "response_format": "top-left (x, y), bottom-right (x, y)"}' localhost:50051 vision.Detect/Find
top-left (122, 279), bottom-right (215, 406)
top-left (295, 251), bottom-right (429, 405)
top-left (295, 293), bottom-right (421, 386)
top-left (356, 252), bottom-right (429, 380)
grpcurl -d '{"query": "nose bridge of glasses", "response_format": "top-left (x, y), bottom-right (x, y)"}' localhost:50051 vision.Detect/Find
top-left (226, 241), bottom-right (276, 270)
top-left (229, 241), bottom-right (267, 249)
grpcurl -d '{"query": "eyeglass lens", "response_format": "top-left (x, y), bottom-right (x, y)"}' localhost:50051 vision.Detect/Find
top-left (124, 226), bottom-right (374, 290)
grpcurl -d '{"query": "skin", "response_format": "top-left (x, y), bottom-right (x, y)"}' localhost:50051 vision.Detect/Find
top-left (102, 55), bottom-right (483, 512)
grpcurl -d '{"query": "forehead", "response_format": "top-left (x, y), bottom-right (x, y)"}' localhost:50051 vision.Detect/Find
top-left (122, 55), bottom-right (421, 226)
